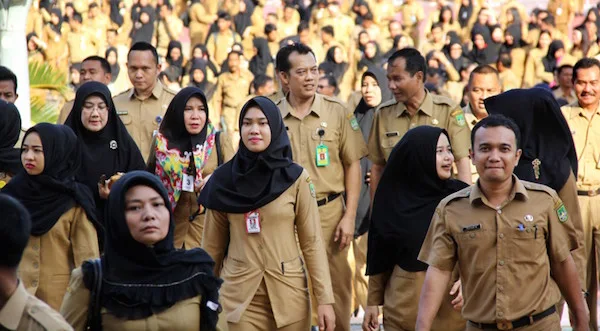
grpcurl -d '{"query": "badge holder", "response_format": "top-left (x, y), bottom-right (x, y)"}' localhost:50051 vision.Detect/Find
top-left (245, 210), bottom-right (261, 234)
top-left (182, 163), bottom-right (195, 192)
top-left (316, 128), bottom-right (329, 167)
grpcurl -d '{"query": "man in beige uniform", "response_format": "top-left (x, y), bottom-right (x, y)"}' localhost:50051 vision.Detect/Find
top-left (462, 65), bottom-right (502, 131)
top-left (416, 115), bottom-right (589, 331)
top-left (561, 57), bottom-right (600, 330)
top-left (113, 42), bottom-right (176, 161)
top-left (57, 56), bottom-right (112, 124)
top-left (0, 194), bottom-right (73, 331)
top-left (275, 43), bottom-right (367, 331)
top-left (66, 13), bottom-right (100, 64)
top-left (154, 2), bottom-right (184, 58)
top-left (554, 64), bottom-right (577, 104)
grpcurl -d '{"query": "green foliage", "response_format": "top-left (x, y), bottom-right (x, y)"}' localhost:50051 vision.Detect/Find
top-left (28, 61), bottom-right (69, 124)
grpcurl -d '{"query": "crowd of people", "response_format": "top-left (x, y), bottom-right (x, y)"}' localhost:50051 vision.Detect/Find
top-left (0, 0), bottom-right (599, 330)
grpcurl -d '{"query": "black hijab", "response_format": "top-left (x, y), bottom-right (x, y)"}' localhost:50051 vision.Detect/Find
top-left (445, 32), bottom-right (469, 72)
top-left (191, 44), bottom-right (220, 78)
top-left (233, 0), bottom-right (255, 36)
top-left (485, 88), bottom-right (577, 191)
top-left (2, 123), bottom-right (98, 236)
top-left (199, 96), bottom-right (303, 213)
top-left (358, 41), bottom-right (383, 71)
top-left (249, 37), bottom-right (273, 77)
top-left (159, 87), bottom-right (210, 156)
top-left (0, 100), bottom-right (22, 175)
top-left (324, 46), bottom-right (349, 82)
top-left (502, 24), bottom-right (526, 52)
top-left (64, 82), bottom-right (145, 226)
top-left (81, 171), bottom-right (221, 328)
top-left (50, 8), bottom-right (63, 35)
top-left (130, 7), bottom-right (155, 44)
top-left (458, 0), bottom-right (473, 28)
top-left (110, 0), bottom-right (124, 26)
top-left (468, 24), bottom-right (494, 65)
top-left (189, 59), bottom-right (217, 100)
top-left (105, 47), bottom-right (121, 83)
top-left (166, 41), bottom-right (184, 69)
top-left (367, 126), bottom-right (468, 274)
top-left (542, 40), bottom-right (565, 74)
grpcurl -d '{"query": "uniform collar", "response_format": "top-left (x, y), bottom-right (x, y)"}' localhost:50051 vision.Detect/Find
top-left (469, 175), bottom-right (529, 206)
top-left (574, 102), bottom-right (600, 116)
top-left (0, 281), bottom-right (28, 330)
top-left (396, 90), bottom-right (433, 117)
top-left (280, 93), bottom-right (323, 118)
top-left (128, 81), bottom-right (163, 100)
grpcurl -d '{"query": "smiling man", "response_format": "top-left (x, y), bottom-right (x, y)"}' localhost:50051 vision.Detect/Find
top-left (416, 114), bottom-right (588, 331)
top-left (463, 65), bottom-right (502, 130)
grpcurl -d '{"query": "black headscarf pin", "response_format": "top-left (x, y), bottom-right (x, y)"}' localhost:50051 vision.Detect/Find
top-left (532, 158), bottom-right (541, 180)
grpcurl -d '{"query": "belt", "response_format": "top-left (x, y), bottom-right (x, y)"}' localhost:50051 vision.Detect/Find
top-left (469, 306), bottom-right (556, 330)
top-left (577, 188), bottom-right (600, 197)
top-left (317, 193), bottom-right (341, 207)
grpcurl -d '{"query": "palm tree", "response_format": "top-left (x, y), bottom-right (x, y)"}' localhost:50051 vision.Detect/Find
top-left (28, 61), bottom-right (72, 124)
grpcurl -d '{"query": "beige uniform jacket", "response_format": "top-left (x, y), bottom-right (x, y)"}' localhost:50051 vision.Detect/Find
top-left (419, 176), bottom-right (579, 323)
top-left (206, 31), bottom-right (242, 66)
top-left (113, 82), bottom-right (176, 161)
top-left (189, 3), bottom-right (214, 46)
top-left (66, 28), bottom-right (100, 64)
top-left (0, 281), bottom-right (73, 331)
top-left (60, 268), bottom-right (202, 331)
top-left (202, 171), bottom-right (335, 328)
top-left (367, 90), bottom-right (471, 166)
top-left (553, 88), bottom-right (577, 104)
top-left (19, 206), bottom-right (100, 311)
top-left (154, 16), bottom-right (184, 57)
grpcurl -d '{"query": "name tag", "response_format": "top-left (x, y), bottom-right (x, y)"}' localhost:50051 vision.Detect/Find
top-left (245, 210), bottom-right (261, 234)
top-left (462, 224), bottom-right (481, 232)
top-left (182, 173), bottom-right (194, 192)
top-left (116, 110), bottom-right (128, 115)
top-left (316, 144), bottom-right (329, 167)
top-left (385, 131), bottom-right (400, 137)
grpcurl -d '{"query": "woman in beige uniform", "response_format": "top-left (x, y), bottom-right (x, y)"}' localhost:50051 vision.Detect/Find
top-left (1, 123), bottom-right (100, 311)
top-left (199, 96), bottom-right (336, 331)
top-left (60, 171), bottom-right (222, 331)
top-left (148, 87), bottom-right (234, 249)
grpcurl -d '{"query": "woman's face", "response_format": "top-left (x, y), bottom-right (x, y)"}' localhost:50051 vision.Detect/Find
top-left (241, 106), bottom-right (271, 153)
top-left (358, 32), bottom-right (370, 46)
top-left (81, 95), bottom-right (109, 132)
top-left (27, 39), bottom-right (37, 51)
top-left (192, 68), bottom-right (205, 83)
top-left (107, 51), bottom-right (118, 65)
top-left (538, 32), bottom-right (551, 49)
top-left (435, 133), bottom-right (454, 180)
top-left (588, 10), bottom-right (597, 22)
top-left (554, 47), bottom-right (565, 58)
top-left (365, 42), bottom-right (377, 58)
top-left (333, 47), bottom-right (344, 63)
top-left (449, 43), bottom-right (462, 59)
top-left (361, 75), bottom-right (382, 108)
top-left (51, 13), bottom-right (60, 25)
top-left (183, 96), bottom-right (207, 135)
top-left (21, 132), bottom-right (45, 176)
top-left (169, 47), bottom-right (181, 61)
top-left (506, 9), bottom-right (514, 23)
top-left (474, 34), bottom-right (485, 49)
top-left (441, 8), bottom-right (451, 22)
top-left (504, 32), bottom-right (514, 45)
top-left (491, 28), bottom-right (503, 43)
top-left (572, 29), bottom-right (583, 45)
top-left (125, 185), bottom-right (170, 246)
top-left (193, 48), bottom-right (203, 59)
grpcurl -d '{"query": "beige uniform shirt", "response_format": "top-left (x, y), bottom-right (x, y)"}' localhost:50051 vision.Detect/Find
top-left (276, 94), bottom-right (368, 199)
top-left (553, 88), bottom-right (577, 105)
top-left (419, 176), bottom-right (579, 323)
top-left (19, 206), bottom-right (100, 311)
top-left (499, 70), bottom-right (521, 92)
top-left (206, 30), bottom-right (242, 66)
top-left (0, 281), bottom-right (72, 331)
top-left (57, 100), bottom-right (74, 124)
top-left (155, 16), bottom-right (184, 57)
top-left (113, 82), bottom-right (176, 161)
top-left (561, 103), bottom-right (600, 190)
top-left (66, 28), bottom-right (99, 64)
top-left (60, 268), bottom-right (202, 330)
top-left (367, 91), bottom-right (471, 166)
top-left (203, 171), bottom-right (335, 327)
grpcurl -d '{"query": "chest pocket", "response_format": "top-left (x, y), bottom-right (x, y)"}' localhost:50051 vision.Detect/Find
top-left (311, 128), bottom-right (337, 142)
top-left (118, 112), bottom-right (132, 125)
top-left (455, 229), bottom-right (494, 272)
top-left (381, 136), bottom-right (401, 149)
top-left (509, 226), bottom-right (546, 263)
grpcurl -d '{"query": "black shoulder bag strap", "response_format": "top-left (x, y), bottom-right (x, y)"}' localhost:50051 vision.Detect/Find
top-left (85, 259), bottom-right (103, 331)
top-left (215, 131), bottom-right (223, 166)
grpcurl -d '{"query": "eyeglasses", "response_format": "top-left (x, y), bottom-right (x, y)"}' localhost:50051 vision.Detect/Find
top-left (82, 104), bottom-right (108, 113)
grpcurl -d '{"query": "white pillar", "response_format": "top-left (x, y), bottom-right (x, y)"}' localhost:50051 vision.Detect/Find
top-left (0, 0), bottom-right (33, 128)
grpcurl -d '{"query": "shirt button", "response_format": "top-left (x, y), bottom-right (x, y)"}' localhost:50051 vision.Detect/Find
top-left (410, 123), bottom-right (416, 128)
top-left (498, 311), bottom-right (504, 317)
top-left (33, 262), bottom-right (39, 269)
top-left (32, 280), bottom-right (38, 287)
top-left (32, 244), bottom-right (39, 251)
top-left (499, 260), bottom-right (505, 266)
top-left (469, 233), bottom-right (475, 238)
top-left (498, 285), bottom-right (504, 292)
top-left (499, 233), bottom-right (504, 239)
top-left (497, 209), bottom-right (502, 214)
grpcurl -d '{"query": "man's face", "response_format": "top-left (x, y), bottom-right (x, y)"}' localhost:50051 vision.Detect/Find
top-left (256, 80), bottom-right (275, 96)
top-left (557, 67), bottom-right (573, 89)
top-left (431, 27), bottom-right (443, 42)
top-left (81, 60), bottom-right (112, 85)
top-left (281, 51), bottom-right (318, 100)
top-left (0, 80), bottom-right (17, 103)
top-left (159, 5), bottom-right (169, 18)
top-left (389, 22), bottom-right (402, 38)
top-left (217, 18), bottom-right (230, 31)
top-left (471, 126), bottom-right (522, 184)
top-left (299, 30), bottom-right (310, 44)
top-left (107, 31), bottom-right (117, 45)
top-left (127, 50), bottom-right (160, 92)
top-left (227, 53), bottom-right (240, 73)
top-left (386, 57), bottom-right (422, 103)
top-left (574, 66), bottom-right (600, 109)
top-left (468, 73), bottom-right (501, 116)
top-left (317, 77), bottom-right (335, 96)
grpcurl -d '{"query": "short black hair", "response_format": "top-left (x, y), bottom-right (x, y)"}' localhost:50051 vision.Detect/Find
top-left (556, 64), bottom-right (573, 75)
top-left (497, 52), bottom-right (512, 68)
top-left (320, 74), bottom-right (337, 89)
top-left (471, 114), bottom-right (521, 150)
top-left (0, 66), bottom-right (17, 93)
top-left (161, 1), bottom-right (173, 10)
top-left (387, 48), bottom-right (427, 82)
top-left (227, 50), bottom-right (243, 61)
top-left (128, 42), bottom-right (159, 64)
top-left (218, 11), bottom-right (232, 21)
top-left (468, 64), bottom-right (499, 86)
top-left (297, 21), bottom-right (309, 34)
top-left (264, 23), bottom-right (277, 35)
top-left (321, 25), bottom-right (335, 37)
top-left (276, 43), bottom-right (316, 74)
top-left (572, 58), bottom-right (600, 83)
top-left (253, 74), bottom-right (273, 91)
top-left (541, 14), bottom-right (555, 27)
top-left (71, 13), bottom-right (83, 23)
top-left (83, 56), bottom-right (112, 74)
top-left (0, 194), bottom-right (31, 268)
top-left (431, 22), bottom-right (444, 32)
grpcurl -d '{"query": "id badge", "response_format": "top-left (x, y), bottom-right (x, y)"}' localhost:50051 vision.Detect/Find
top-left (245, 210), bottom-right (261, 234)
top-left (182, 173), bottom-right (194, 192)
top-left (316, 144), bottom-right (330, 167)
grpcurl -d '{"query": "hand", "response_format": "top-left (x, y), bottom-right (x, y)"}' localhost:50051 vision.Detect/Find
top-left (317, 304), bottom-right (336, 331)
top-left (450, 279), bottom-right (463, 311)
top-left (98, 175), bottom-right (110, 200)
top-left (364, 170), bottom-right (371, 184)
top-left (334, 215), bottom-right (355, 250)
top-left (362, 305), bottom-right (379, 331)
top-left (197, 174), bottom-right (212, 193)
